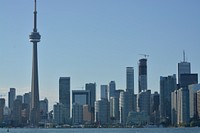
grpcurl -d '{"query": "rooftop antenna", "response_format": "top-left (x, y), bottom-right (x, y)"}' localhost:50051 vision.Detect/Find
top-left (183, 50), bottom-right (186, 62)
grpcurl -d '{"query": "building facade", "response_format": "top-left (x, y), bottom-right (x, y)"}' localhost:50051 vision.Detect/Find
top-left (109, 81), bottom-right (116, 99)
top-left (59, 77), bottom-right (70, 124)
top-left (8, 88), bottom-right (16, 111)
top-left (126, 67), bottom-right (134, 93)
top-left (160, 74), bottom-right (176, 123)
top-left (138, 58), bottom-right (147, 93)
top-left (101, 85), bottom-right (108, 100)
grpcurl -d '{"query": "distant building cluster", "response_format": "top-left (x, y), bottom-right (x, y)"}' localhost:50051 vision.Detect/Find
top-left (1, 52), bottom-right (199, 128)
top-left (1, 0), bottom-right (199, 128)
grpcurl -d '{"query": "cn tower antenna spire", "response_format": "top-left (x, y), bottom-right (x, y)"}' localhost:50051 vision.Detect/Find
top-left (33, 0), bottom-right (37, 32)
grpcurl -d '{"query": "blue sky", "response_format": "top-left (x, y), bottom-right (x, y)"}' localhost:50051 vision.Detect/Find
top-left (0, 0), bottom-right (200, 109)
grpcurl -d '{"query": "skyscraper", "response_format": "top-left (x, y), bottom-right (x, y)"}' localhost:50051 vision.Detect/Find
top-left (160, 74), bottom-right (177, 123)
top-left (29, 0), bottom-right (41, 126)
top-left (8, 88), bottom-right (16, 111)
top-left (126, 67), bottom-right (134, 93)
top-left (85, 83), bottom-right (96, 107)
top-left (85, 83), bottom-right (96, 113)
top-left (95, 99), bottom-right (110, 124)
top-left (178, 51), bottom-right (191, 84)
top-left (59, 77), bottom-right (70, 124)
top-left (0, 98), bottom-right (5, 123)
top-left (138, 58), bottom-right (147, 93)
top-left (100, 85), bottom-right (108, 100)
top-left (109, 81), bottom-right (116, 99)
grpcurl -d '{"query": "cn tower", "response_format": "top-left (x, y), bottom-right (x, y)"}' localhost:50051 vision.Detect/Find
top-left (29, 0), bottom-right (41, 126)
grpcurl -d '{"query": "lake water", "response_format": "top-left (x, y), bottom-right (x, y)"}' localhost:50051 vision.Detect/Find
top-left (0, 128), bottom-right (199, 133)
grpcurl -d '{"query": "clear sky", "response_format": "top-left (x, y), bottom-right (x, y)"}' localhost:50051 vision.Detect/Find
top-left (0, 0), bottom-right (200, 109)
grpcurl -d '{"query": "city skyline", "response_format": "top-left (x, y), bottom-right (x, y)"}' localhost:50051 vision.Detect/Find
top-left (0, 0), bottom-right (200, 108)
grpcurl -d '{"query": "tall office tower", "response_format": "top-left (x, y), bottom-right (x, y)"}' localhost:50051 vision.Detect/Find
top-left (53, 103), bottom-right (64, 125)
top-left (177, 87), bottom-right (190, 125)
top-left (0, 98), bottom-right (5, 123)
top-left (85, 83), bottom-right (96, 122)
top-left (29, 0), bottom-right (41, 126)
top-left (95, 99), bottom-right (110, 124)
top-left (72, 103), bottom-right (83, 124)
top-left (101, 85), bottom-right (108, 100)
top-left (126, 67), bottom-right (134, 93)
top-left (85, 83), bottom-right (96, 107)
top-left (138, 58), bottom-right (147, 93)
top-left (188, 84), bottom-right (200, 120)
top-left (40, 98), bottom-right (48, 122)
top-left (109, 81), bottom-right (116, 99)
top-left (13, 99), bottom-right (22, 127)
top-left (59, 77), bottom-right (70, 124)
top-left (137, 90), bottom-right (151, 117)
top-left (160, 74), bottom-right (176, 123)
top-left (178, 51), bottom-right (191, 84)
top-left (8, 88), bottom-right (16, 111)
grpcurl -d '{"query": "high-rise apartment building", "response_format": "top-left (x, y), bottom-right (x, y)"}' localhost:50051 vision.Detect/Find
top-left (160, 74), bottom-right (176, 123)
top-left (59, 77), bottom-right (70, 124)
top-left (126, 67), bottom-right (134, 93)
top-left (138, 58), bottom-right (147, 93)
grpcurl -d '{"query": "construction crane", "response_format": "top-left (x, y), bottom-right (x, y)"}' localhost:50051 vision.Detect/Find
top-left (139, 54), bottom-right (149, 59)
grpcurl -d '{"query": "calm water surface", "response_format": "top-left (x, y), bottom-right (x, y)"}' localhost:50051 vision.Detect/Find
top-left (0, 128), bottom-right (199, 133)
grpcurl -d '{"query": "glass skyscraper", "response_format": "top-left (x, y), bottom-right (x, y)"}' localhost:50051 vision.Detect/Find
top-left (138, 58), bottom-right (147, 93)
top-left (126, 67), bottom-right (134, 93)
top-left (59, 77), bottom-right (70, 124)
